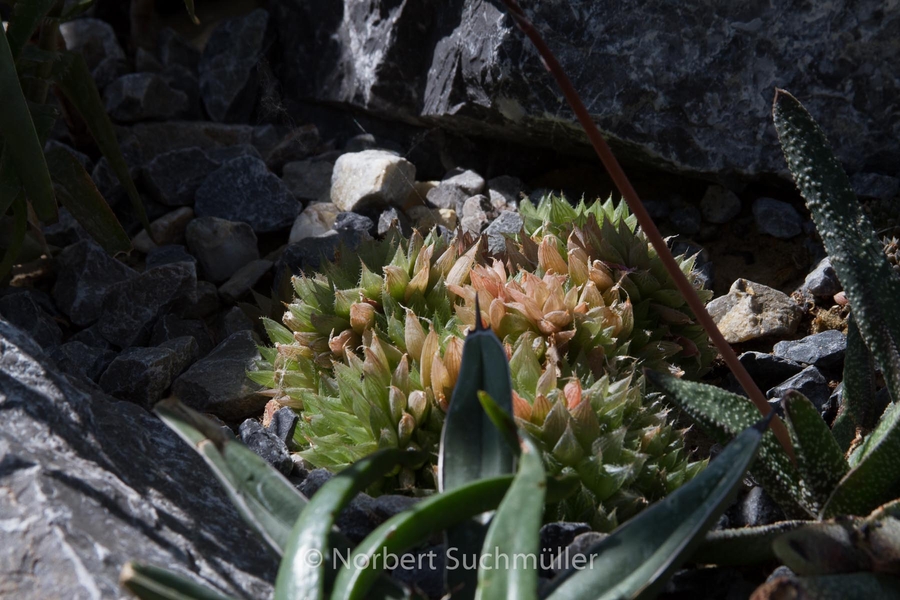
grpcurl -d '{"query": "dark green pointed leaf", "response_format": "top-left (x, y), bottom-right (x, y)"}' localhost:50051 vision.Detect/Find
top-left (544, 415), bottom-right (770, 600)
top-left (832, 313), bottom-right (877, 451)
top-left (692, 521), bottom-right (807, 566)
top-left (0, 194), bottom-right (28, 281)
top-left (476, 435), bottom-right (544, 600)
top-left (52, 50), bottom-right (152, 237)
top-left (477, 390), bottom-right (521, 457)
top-left (45, 145), bottom-right (131, 255)
top-left (183, 0), bottom-right (200, 24)
top-left (647, 369), bottom-right (810, 518)
top-left (120, 562), bottom-right (237, 600)
top-left (275, 448), bottom-right (424, 600)
top-left (774, 89), bottom-right (900, 406)
top-left (6, 0), bottom-right (58, 59)
top-left (782, 391), bottom-right (849, 513)
top-left (0, 27), bottom-right (57, 221)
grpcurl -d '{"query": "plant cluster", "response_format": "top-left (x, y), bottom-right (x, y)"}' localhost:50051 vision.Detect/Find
top-left (254, 194), bottom-right (712, 529)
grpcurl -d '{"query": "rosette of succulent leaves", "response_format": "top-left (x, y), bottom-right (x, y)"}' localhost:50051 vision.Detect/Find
top-left (251, 194), bottom-right (714, 530)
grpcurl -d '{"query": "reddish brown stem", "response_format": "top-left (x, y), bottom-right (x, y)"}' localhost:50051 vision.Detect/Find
top-left (499, 0), bottom-right (795, 460)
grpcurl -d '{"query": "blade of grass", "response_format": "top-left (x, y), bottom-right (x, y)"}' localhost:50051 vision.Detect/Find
top-left (120, 562), bottom-right (237, 600)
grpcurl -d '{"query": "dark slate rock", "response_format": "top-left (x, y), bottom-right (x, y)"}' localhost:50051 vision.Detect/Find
top-left (173, 280), bottom-right (222, 320)
top-left (391, 544), bottom-right (446, 600)
top-left (800, 257), bottom-right (841, 299)
top-left (58, 18), bottom-right (125, 71)
top-left (0, 291), bottom-right (62, 349)
top-left (43, 208), bottom-right (90, 247)
top-left (69, 324), bottom-right (114, 349)
top-left (669, 204), bottom-right (702, 235)
top-left (144, 147), bottom-right (218, 206)
top-left (160, 64), bottom-right (202, 118)
top-left (218, 259), bottom-right (273, 303)
top-left (333, 212), bottom-right (375, 238)
top-left (90, 55), bottom-right (130, 91)
top-left (199, 8), bottom-right (270, 122)
top-left (54, 239), bottom-right (137, 326)
top-left (44, 140), bottom-right (93, 172)
top-left (487, 175), bottom-right (524, 208)
top-left (150, 314), bottom-right (214, 357)
top-left (539, 522), bottom-right (592, 577)
top-left (767, 366), bottom-right (831, 415)
top-left (266, 124), bottom-right (319, 173)
top-left (426, 182), bottom-right (469, 211)
top-left (740, 486), bottom-right (786, 527)
top-left (50, 341), bottom-right (116, 383)
top-left (158, 27), bottom-right (201, 72)
top-left (99, 346), bottom-right (182, 407)
top-left (0, 321), bottom-right (275, 597)
top-left (171, 330), bottom-right (265, 420)
top-left (282, 158), bottom-right (334, 202)
top-left (194, 156), bottom-right (300, 232)
top-left (159, 336), bottom-right (201, 371)
top-left (205, 143), bottom-right (264, 164)
top-left (218, 306), bottom-right (255, 339)
top-left (443, 168), bottom-right (485, 195)
top-left (298, 468), bottom-right (334, 498)
top-left (104, 73), bottom-right (189, 122)
top-left (239, 419), bottom-right (293, 475)
top-left (851, 171), bottom-right (900, 201)
top-left (377, 206), bottom-right (413, 237)
top-left (344, 133), bottom-right (377, 152)
top-left (268, 406), bottom-right (299, 449)
top-left (275, 231), bottom-right (358, 280)
top-left (551, 532), bottom-right (606, 576)
top-left (185, 216), bottom-right (260, 283)
top-left (124, 122), bottom-right (275, 162)
top-left (753, 197), bottom-right (804, 239)
top-left (773, 330), bottom-right (847, 370)
top-left (146, 244), bottom-right (197, 269)
top-left (135, 47), bottom-right (163, 72)
top-left (371, 495), bottom-right (419, 521)
top-left (90, 137), bottom-right (142, 208)
top-left (97, 262), bottom-right (197, 348)
top-left (670, 239), bottom-right (714, 291)
top-left (483, 210), bottom-right (524, 255)
top-left (700, 185), bottom-right (742, 224)
top-left (736, 351), bottom-right (805, 392)
top-left (460, 194), bottom-right (492, 233)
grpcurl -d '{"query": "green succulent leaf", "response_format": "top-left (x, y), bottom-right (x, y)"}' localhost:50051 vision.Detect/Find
top-left (120, 562), bottom-right (237, 600)
top-left (275, 448), bottom-right (424, 600)
top-left (52, 50), bottom-right (153, 238)
top-left (646, 370), bottom-right (810, 518)
top-left (0, 26), bottom-right (57, 221)
top-left (692, 521), bottom-right (808, 567)
top-left (475, 435), bottom-right (545, 600)
top-left (832, 313), bottom-right (877, 451)
top-left (773, 89), bottom-right (900, 405)
top-left (782, 390), bottom-right (849, 513)
top-left (772, 521), bottom-right (870, 576)
top-left (544, 414), bottom-right (770, 600)
top-left (45, 145), bottom-right (131, 255)
top-left (756, 573), bottom-right (900, 598)
top-left (477, 390), bottom-right (521, 457)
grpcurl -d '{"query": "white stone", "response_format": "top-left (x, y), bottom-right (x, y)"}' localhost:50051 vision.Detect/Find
top-left (707, 279), bottom-right (802, 343)
top-left (289, 203), bottom-right (340, 243)
top-left (330, 150), bottom-right (416, 212)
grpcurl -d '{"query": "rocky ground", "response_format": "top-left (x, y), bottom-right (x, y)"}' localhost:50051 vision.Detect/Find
top-left (2, 2), bottom-right (899, 599)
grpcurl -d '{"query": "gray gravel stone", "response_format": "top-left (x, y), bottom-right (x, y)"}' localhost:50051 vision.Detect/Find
top-left (282, 159), bottom-right (334, 202)
top-left (736, 351), bottom-right (805, 392)
top-left (753, 198), bottom-right (804, 239)
top-left (426, 182), bottom-right (469, 212)
top-left (773, 330), bottom-right (846, 370)
top-left (767, 365), bottom-right (831, 415)
top-left (0, 291), bottom-right (62, 349)
top-left (97, 262), bottom-right (197, 348)
top-left (266, 124), bottom-right (319, 172)
top-left (132, 206), bottom-right (195, 253)
top-left (740, 486), bottom-right (786, 527)
top-left (54, 240), bottom-right (137, 326)
top-left (104, 73), bottom-right (189, 122)
top-left (288, 202), bottom-right (339, 242)
top-left (669, 204), bottom-right (702, 235)
top-left (135, 47), bottom-right (163, 72)
top-left (484, 210), bottom-right (524, 255)
top-left (460, 194), bottom-right (492, 234)
top-left (43, 207), bottom-right (89, 247)
top-left (171, 330), bottom-right (265, 420)
top-left (158, 27), bottom-right (201, 72)
top-left (199, 8), bottom-right (270, 122)
top-left (219, 259), bottom-right (273, 302)
top-left (173, 280), bottom-right (222, 320)
top-left (330, 150), bottom-right (416, 212)
top-left (298, 468), bottom-right (334, 498)
top-left (160, 64), bottom-right (201, 118)
top-left (442, 168), bottom-right (485, 195)
top-left (707, 279), bottom-right (802, 343)
top-left (333, 212), bottom-right (375, 238)
top-left (195, 156), bottom-right (300, 232)
top-left (487, 175), bottom-right (524, 208)
top-left (239, 419), bottom-right (293, 475)
top-left (219, 306), bottom-right (255, 339)
top-left (800, 258), bottom-right (841, 299)
top-left (59, 18), bottom-right (125, 71)
top-left (150, 314), bottom-right (214, 357)
top-left (377, 206), bottom-right (413, 237)
top-left (186, 216), bottom-right (260, 283)
top-left (0, 322), bottom-right (275, 598)
top-left (50, 341), bottom-right (117, 383)
top-left (370, 495), bottom-right (420, 520)
top-left (99, 346), bottom-right (185, 407)
top-left (146, 244), bottom-right (197, 269)
top-left (267, 406), bottom-right (299, 449)
top-left (851, 171), bottom-right (900, 201)
top-left (144, 147), bottom-right (218, 206)
top-left (539, 522), bottom-right (592, 577)
top-left (700, 185), bottom-right (742, 224)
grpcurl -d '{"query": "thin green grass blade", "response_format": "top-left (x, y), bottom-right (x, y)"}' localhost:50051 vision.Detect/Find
top-left (475, 435), bottom-right (544, 600)
top-left (0, 27), bottom-right (57, 221)
top-left (275, 449), bottom-right (423, 600)
top-left (120, 562), bottom-right (237, 600)
top-left (646, 370), bottom-right (810, 518)
top-left (45, 145), bottom-right (131, 255)
top-left (832, 313), bottom-right (877, 451)
top-left (544, 416), bottom-right (770, 600)
top-left (6, 0), bottom-right (57, 59)
top-left (773, 89), bottom-right (900, 406)
top-left (52, 50), bottom-right (152, 237)
top-left (782, 391), bottom-right (849, 514)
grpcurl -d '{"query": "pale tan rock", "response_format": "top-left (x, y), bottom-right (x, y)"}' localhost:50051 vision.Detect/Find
top-left (707, 279), bottom-right (802, 343)
top-left (133, 207), bottom-right (194, 253)
top-left (330, 150), bottom-right (416, 212)
top-left (289, 202), bottom-right (339, 243)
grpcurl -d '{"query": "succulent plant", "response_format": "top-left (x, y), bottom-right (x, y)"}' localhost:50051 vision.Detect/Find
top-left (252, 195), bottom-right (712, 527)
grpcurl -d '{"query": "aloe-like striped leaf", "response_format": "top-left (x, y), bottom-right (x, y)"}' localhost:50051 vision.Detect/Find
top-left (52, 50), bottom-right (152, 237)
top-left (543, 415), bottom-right (770, 600)
top-left (774, 89), bottom-right (900, 406)
top-left (45, 145), bottom-right (131, 255)
top-left (0, 26), bottom-right (57, 221)
top-left (692, 521), bottom-right (807, 566)
top-left (439, 307), bottom-right (516, 599)
top-left (275, 449), bottom-right (424, 600)
top-left (120, 562), bottom-right (237, 600)
top-left (782, 391), bottom-right (849, 514)
top-left (6, 0), bottom-right (58, 59)
top-left (832, 313), bottom-right (877, 452)
top-left (646, 370), bottom-right (810, 518)
top-left (475, 434), bottom-right (544, 600)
